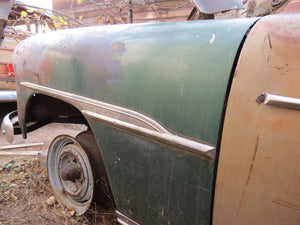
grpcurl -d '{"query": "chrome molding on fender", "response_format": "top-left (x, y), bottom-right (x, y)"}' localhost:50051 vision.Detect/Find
top-left (82, 110), bottom-right (215, 159)
top-left (116, 211), bottom-right (140, 225)
top-left (20, 82), bottom-right (216, 160)
top-left (20, 82), bottom-right (168, 133)
top-left (258, 92), bottom-right (300, 110)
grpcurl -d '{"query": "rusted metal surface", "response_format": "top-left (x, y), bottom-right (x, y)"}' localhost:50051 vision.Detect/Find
top-left (213, 13), bottom-right (300, 225)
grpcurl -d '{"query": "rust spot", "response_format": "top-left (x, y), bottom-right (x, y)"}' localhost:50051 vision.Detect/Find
top-left (256, 93), bottom-right (266, 104)
top-left (111, 43), bottom-right (122, 50)
top-left (110, 42), bottom-right (125, 53)
top-left (273, 199), bottom-right (300, 211)
top-left (61, 165), bottom-right (81, 182)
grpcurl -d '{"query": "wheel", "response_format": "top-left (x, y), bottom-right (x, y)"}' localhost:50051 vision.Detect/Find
top-left (47, 135), bottom-right (94, 215)
top-left (47, 131), bottom-right (115, 215)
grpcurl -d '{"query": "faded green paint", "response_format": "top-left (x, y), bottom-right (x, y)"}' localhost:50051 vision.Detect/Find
top-left (15, 18), bottom-right (256, 146)
top-left (13, 18), bottom-right (258, 224)
top-left (90, 122), bottom-right (214, 224)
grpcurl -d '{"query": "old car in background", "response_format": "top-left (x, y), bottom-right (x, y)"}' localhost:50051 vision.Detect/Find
top-left (2, 1), bottom-right (300, 224)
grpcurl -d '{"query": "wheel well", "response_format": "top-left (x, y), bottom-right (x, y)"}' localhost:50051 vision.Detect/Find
top-left (26, 94), bottom-right (116, 209)
top-left (26, 94), bottom-right (88, 126)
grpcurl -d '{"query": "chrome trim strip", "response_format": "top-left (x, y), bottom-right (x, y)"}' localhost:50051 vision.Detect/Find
top-left (116, 211), bottom-right (140, 225)
top-left (20, 82), bottom-right (215, 160)
top-left (262, 92), bottom-right (300, 110)
top-left (0, 90), bottom-right (17, 102)
top-left (20, 82), bottom-right (168, 133)
top-left (82, 110), bottom-right (216, 160)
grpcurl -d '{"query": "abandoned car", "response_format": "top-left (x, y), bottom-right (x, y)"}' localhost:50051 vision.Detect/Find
top-left (1, 2), bottom-right (300, 225)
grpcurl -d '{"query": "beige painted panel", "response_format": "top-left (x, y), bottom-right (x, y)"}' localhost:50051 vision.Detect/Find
top-left (213, 14), bottom-right (300, 225)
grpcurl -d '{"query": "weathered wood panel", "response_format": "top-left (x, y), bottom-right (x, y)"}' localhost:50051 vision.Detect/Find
top-left (0, 74), bottom-right (15, 90)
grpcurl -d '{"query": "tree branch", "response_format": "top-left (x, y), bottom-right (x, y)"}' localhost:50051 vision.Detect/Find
top-left (16, 2), bottom-right (86, 26)
top-left (110, 0), bottom-right (127, 23)
top-left (86, 0), bottom-right (121, 24)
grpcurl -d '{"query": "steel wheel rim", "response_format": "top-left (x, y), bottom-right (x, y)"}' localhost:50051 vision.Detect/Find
top-left (47, 135), bottom-right (94, 215)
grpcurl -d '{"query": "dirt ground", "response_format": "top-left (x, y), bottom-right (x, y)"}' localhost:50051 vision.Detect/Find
top-left (0, 123), bottom-right (119, 224)
top-left (0, 123), bottom-right (84, 165)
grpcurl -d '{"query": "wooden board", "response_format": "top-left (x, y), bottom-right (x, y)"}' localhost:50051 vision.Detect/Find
top-left (0, 74), bottom-right (15, 90)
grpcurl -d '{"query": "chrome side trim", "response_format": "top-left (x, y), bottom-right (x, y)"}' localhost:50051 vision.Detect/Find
top-left (116, 211), bottom-right (140, 225)
top-left (82, 110), bottom-right (216, 160)
top-left (261, 92), bottom-right (300, 110)
top-left (20, 82), bottom-right (216, 160)
top-left (20, 82), bottom-right (168, 133)
top-left (0, 90), bottom-right (17, 102)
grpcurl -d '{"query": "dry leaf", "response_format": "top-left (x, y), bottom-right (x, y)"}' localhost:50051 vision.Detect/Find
top-left (76, 0), bottom-right (84, 5)
top-left (21, 11), bottom-right (27, 18)
top-left (68, 210), bottom-right (75, 216)
top-left (26, 7), bottom-right (35, 13)
top-left (96, 16), bottom-right (103, 21)
top-left (46, 195), bottom-right (56, 206)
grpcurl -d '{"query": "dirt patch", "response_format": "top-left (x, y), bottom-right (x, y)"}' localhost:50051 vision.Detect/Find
top-left (0, 158), bottom-right (119, 224)
top-left (0, 123), bottom-right (86, 165)
top-left (0, 123), bottom-right (120, 224)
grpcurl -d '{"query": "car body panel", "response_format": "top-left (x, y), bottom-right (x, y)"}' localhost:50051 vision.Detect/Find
top-left (213, 13), bottom-right (300, 225)
top-left (14, 18), bottom-right (257, 146)
top-left (12, 18), bottom-right (257, 224)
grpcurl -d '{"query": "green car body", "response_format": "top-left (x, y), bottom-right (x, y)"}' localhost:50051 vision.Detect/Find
top-left (16, 10), bottom-right (300, 224)
top-left (4, 4), bottom-right (300, 223)
top-left (12, 18), bottom-right (258, 224)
